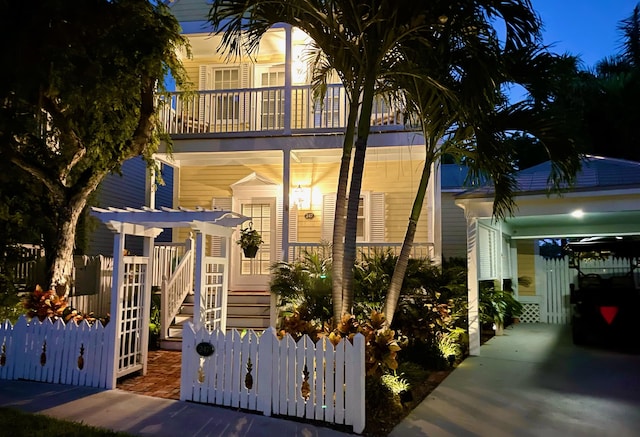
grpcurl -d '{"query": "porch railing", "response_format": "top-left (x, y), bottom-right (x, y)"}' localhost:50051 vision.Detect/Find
top-left (160, 242), bottom-right (194, 341)
top-left (288, 242), bottom-right (435, 263)
top-left (151, 242), bottom-right (188, 287)
top-left (158, 84), bottom-right (406, 136)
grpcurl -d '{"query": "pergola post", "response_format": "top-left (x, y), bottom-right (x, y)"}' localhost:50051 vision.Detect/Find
top-left (106, 227), bottom-right (125, 390)
top-left (192, 231), bottom-right (206, 329)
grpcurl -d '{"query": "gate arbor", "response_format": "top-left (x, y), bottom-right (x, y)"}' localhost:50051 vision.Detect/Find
top-left (91, 206), bottom-right (249, 388)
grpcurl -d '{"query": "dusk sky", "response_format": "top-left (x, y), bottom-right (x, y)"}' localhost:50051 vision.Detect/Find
top-left (532, 0), bottom-right (639, 69)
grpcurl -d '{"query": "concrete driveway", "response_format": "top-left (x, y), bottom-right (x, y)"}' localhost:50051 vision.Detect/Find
top-left (390, 323), bottom-right (640, 437)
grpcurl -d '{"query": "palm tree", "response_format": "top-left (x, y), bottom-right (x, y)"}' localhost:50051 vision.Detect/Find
top-left (379, 29), bottom-right (582, 324)
top-left (207, 0), bottom-right (581, 325)
top-left (208, 0), bottom-right (448, 322)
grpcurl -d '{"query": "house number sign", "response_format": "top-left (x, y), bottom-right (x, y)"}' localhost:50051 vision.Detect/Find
top-left (196, 342), bottom-right (215, 357)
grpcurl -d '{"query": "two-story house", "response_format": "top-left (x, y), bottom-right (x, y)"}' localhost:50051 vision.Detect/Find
top-left (152, 0), bottom-right (440, 331)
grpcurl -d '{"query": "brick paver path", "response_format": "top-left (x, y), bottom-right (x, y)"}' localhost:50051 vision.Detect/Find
top-left (116, 349), bottom-right (181, 400)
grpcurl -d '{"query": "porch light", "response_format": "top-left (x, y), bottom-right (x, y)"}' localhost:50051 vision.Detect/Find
top-left (571, 209), bottom-right (584, 218)
top-left (293, 185), bottom-right (311, 210)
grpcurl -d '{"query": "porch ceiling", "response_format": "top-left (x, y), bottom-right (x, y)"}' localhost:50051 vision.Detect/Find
top-left (158, 144), bottom-right (427, 167)
top-left (503, 209), bottom-right (640, 239)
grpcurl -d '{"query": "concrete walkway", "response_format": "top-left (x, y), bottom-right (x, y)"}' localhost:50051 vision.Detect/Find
top-left (2, 323), bottom-right (640, 436)
top-left (390, 323), bottom-right (640, 437)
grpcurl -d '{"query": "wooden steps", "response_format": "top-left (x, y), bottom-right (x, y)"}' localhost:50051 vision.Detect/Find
top-left (159, 291), bottom-right (272, 350)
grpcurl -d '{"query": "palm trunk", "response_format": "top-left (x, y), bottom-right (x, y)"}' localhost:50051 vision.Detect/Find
top-left (341, 78), bottom-right (376, 316)
top-left (383, 157), bottom-right (433, 325)
top-left (331, 98), bottom-right (360, 323)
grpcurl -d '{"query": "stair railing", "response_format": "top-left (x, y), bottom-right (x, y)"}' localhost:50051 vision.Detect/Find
top-left (160, 237), bottom-right (195, 340)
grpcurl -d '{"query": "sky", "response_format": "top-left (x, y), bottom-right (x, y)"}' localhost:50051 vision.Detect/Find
top-left (532, 0), bottom-right (639, 69)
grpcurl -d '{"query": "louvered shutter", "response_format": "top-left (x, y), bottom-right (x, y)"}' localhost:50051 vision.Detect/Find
top-left (198, 66), bottom-right (209, 131)
top-left (240, 64), bottom-right (251, 129)
top-left (211, 197), bottom-right (232, 257)
top-left (478, 225), bottom-right (497, 280)
top-left (369, 192), bottom-right (385, 242)
top-left (322, 194), bottom-right (336, 243)
top-left (275, 196), bottom-right (283, 261)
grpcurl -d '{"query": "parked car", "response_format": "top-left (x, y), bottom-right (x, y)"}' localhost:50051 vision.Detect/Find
top-left (567, 237), bottom-right (640, 351)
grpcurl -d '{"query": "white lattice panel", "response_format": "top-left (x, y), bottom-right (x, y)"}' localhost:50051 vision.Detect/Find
top-left (520, 303), bottom-right (540, 323)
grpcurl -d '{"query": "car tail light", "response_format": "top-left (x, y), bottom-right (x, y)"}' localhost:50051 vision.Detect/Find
top-left (599, 306), bottom-right (619, 325)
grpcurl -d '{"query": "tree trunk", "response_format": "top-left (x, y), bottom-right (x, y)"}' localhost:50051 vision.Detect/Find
top-left (341, 78), bottom-right (376, 316)
top-left (331, 98), bottom-right (359, 323)
top-left (383, 158), bottom-right (433, 325)
top-left (49, 193), bottom-right (89, 296)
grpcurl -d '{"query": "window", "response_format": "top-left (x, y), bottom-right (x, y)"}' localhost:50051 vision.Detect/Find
top-left (322, 192), bottom-right (385, 242)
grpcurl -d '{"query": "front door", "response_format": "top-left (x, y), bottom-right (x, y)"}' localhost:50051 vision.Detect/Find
top-left (231, 197), bottom-right (276, 291)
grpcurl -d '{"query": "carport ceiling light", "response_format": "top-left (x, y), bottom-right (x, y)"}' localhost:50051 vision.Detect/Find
top-left (571, 209), bottom-right (584, 218)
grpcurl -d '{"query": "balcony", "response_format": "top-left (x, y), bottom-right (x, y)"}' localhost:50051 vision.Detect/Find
top-left (157, 84), bottom-right (407, 137)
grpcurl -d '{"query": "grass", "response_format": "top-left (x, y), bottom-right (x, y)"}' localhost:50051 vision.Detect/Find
top-left (0, 408), bottom-right (134, 437)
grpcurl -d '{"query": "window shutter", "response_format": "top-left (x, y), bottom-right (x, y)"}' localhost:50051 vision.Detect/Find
top-left (275, 196), bottom-right (284, 262)
top-left (322, 194), bottom-right (336, 242)
top-left (211, 197), bottom-right (232, 257)
top-left (478, 225), bottom-right (497, 279)
top-left (289, 204), bottom-right (298, 243)
top-left (198, 66), bottom-right (208, 130)
top-left (369, 192), bottom-right (385, 242)
top-left (240, 64), bottom-right (251, 129)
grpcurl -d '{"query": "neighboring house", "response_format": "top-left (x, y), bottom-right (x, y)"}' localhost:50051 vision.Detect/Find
top-left (456, 155), bottom-right (640, 355)
top-left (440, 164), bottom-right (473, 261)
top-left (153, 0), bottom-right (441, 331)
top-left (88, 157), bottom-right (174, 257)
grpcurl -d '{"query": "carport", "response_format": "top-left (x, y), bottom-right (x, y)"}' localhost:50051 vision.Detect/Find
top-left (455, 156), bottom-right (640, 355)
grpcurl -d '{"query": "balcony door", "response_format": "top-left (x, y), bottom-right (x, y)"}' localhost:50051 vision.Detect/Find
top-left (199, 65), bottom-right (250, 131)
top-left (256, 66), bottom-right (285, 130)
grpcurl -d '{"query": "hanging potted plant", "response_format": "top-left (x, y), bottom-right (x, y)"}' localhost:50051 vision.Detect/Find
top-left (236, 223), bottom-right (263, 258)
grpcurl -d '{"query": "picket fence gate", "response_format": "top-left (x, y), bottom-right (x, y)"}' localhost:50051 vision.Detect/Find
top-left (0, 315), bottom-right (115, 388)
top-left (180, 324), bottom-right (366, 434)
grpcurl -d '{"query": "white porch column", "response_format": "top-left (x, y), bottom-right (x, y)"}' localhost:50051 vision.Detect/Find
top-left (282, 148), bottom-right (291, 261)
top-left (107, 228), bottom-right (126, 389)
top-left (283, 24), bottom-right (292, 135)
top-left (467, 216), bottom-right (481, 356)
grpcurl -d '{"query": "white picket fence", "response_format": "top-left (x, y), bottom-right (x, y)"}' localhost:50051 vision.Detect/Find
top-left (0, 315), bottom-right (115, 388)
top-left (180, 324), bottom-right (366, 434)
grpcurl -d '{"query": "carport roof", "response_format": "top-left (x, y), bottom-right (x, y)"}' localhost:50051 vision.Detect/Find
top-left (454, 156), bottom-right (640, 239)
top-left (457, 155), bottom-right (640, 198)
top-left (516, 156), bottom-right (640, 193)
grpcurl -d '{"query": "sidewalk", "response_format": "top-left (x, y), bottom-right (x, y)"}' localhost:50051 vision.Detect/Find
top-left (0, 379), bottom-right (354, 437)
top-left (389, 323), bottom-right (640, 437)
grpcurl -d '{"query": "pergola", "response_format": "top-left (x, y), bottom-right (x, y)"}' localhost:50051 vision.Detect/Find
top-left (90, 206), bottom-right (250, 388)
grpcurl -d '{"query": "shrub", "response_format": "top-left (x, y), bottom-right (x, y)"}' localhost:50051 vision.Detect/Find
top-left (21, 285), bottom-right (109, 326)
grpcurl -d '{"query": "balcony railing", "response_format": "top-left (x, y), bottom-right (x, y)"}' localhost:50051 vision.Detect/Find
top-left (287, 242), bottom-right (435, 263)
top-left (157, 84), bottom-right (406, 136)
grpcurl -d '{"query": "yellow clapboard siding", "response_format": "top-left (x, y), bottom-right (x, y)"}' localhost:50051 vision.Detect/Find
top-left (516, 240), bottom-right (537, 296)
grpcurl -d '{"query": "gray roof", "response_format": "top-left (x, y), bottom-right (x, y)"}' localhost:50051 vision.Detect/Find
top-left (516, 155), bottom-right (640, 192)
top-left (455, 156), bottom-right (640, 198)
